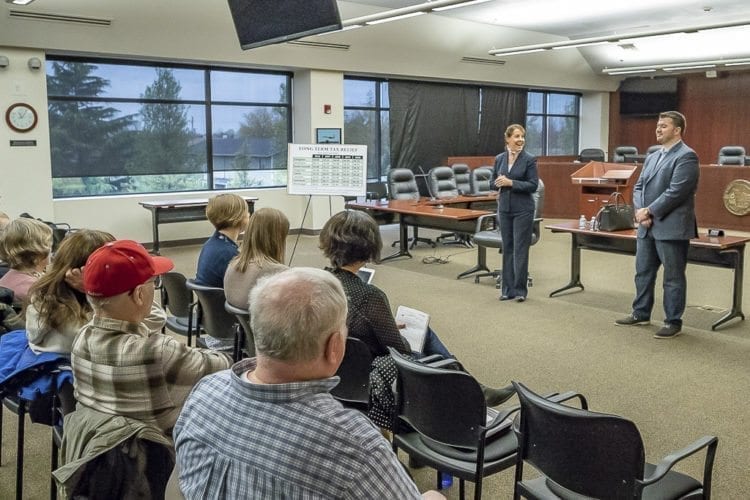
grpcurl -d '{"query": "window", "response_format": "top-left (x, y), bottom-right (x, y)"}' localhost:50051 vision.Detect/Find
top-left (343, 78), bottom-right (390, 180)
top-left (525, 91), bottom-right (580, 156)
top-left (47, 57), bottom-right (291, 198)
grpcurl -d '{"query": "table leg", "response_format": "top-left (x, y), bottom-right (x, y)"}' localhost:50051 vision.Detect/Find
top-left (151, 209), bottom-right (161, 255)
top-left (712, 246), bottom-right (745, 330)
top-left (549, 233), bottom-right (585, 297)
top-left (381, 218), bottom-right (413, 262)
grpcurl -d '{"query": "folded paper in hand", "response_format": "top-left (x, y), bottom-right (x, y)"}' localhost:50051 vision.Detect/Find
top-left (395, 305), bottom-right (429, 353)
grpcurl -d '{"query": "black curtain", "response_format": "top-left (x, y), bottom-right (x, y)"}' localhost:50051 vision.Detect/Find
top-left (389, 81), bottom-right (479, 172)
top-left (477, 86), bottom-right (528, 155)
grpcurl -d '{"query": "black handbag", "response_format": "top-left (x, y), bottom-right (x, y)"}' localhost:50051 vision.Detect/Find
top-left (596, 192), bottom-right (635, 231)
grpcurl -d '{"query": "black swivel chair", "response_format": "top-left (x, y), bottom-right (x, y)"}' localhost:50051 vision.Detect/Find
top-left (186, 280), bottom-right (242, 361)
top-left (50, 381), bottom-right (76, 500)
top-left (577, 148), bottom-right (606, 162)
top-left (389, 348), bottom-right (519, 500)
top-left (613, 145), bottom-right (638, 163)
top-left (330, 337), bottom-right (373, 413)
top-left (429, 166), bottom-right (469, 246)
top-left (647, 144), bottom-right (662, 155)
top-left (451, 163), bottom-right (472, 195)
top-left (470, 167), bottom-right (494, 195)
top-left (717, 145), bottom-right (746, 165)
top-left (458, 179), bottom-right (545, 284)
top-left (512, 381), bottom-right (718, 500)
top-left (386, 168), bottom-right (436, 249)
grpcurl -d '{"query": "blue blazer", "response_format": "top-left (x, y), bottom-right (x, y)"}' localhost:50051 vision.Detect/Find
top-left (492, 150), bottom-right (539, 214)
top-left (633, 141), bottom-right (699, 240)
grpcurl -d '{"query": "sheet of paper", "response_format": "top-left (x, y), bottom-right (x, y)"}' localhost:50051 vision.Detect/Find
top-left (395, 305), bottom-right (429, 352)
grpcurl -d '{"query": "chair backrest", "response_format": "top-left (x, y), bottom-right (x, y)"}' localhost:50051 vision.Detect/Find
top-left (428, 166), bottom-right (459, 199)
top-left (513, 381), bottom-right (646, 498)
top-left (646, 144), bottom-right (661, 155)
top-left (331, 337), bottom-right (373, 407)
top-left (389, 348), bottom-right (486, 449)
top-left (160, 272), bottom-right (192, 318)
top-left (185, 280), bottom-right (236, 340)
top-left (718, 145), bottom-right (746, 165)
top-left (224, 301), bottom-right (255, 357)
top-left (451, 163), bottom-right (471, 194)
top-left (471, 166), bottom-right (494, 195)
top-left (578, 148), bottom-right (605, 163)
top-left (387, 168), bottom-right (420, 201)
top-left (612, 146), bottom-right (638, 163)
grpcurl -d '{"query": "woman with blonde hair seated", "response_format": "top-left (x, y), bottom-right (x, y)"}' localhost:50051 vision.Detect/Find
top-left (224, 207), bottom-right (290, 310)
top-left (25, 229), bottom-right (114, 353)
top-left (0, 217), bottom-right (53, 305)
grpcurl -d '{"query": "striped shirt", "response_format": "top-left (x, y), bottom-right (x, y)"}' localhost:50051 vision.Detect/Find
top-left (71, 315), bottom-right (232, 435)
top-left (174, 358), bottom-right (422, 499)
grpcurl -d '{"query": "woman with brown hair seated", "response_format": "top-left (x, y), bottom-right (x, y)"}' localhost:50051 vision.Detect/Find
top-left (319, 210), bottom-right (514, 428)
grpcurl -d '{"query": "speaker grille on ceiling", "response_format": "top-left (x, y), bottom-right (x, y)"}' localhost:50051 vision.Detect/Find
top-left (286, 40), bottom-right (350, 50)
top-left (461, 56), bottom-right (506, 66)
top-left (9, 9), bottom-right (112, 26)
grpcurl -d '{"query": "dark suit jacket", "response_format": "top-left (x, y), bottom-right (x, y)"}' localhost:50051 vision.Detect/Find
top-left (492, 150), bottom-right (539, 214)
top-left (633, 141), bottom-right (699, 240)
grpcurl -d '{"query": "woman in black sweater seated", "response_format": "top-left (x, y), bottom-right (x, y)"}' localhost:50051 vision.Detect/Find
top-left (319, 210), bottom-right (513, 427)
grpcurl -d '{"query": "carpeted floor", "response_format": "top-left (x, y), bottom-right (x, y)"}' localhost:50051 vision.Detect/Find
top-left (2, 219), bottom-right (749, 499)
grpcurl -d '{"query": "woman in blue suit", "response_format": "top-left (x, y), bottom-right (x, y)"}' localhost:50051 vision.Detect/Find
top-left (492, 124), bottom-right (539, 302)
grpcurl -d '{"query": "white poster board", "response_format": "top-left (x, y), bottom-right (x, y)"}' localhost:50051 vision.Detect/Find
top-left (287, 143), bottom-right (367, 196)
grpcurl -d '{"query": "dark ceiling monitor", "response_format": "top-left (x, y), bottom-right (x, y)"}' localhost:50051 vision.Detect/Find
top-left (227, 0), bottom-right (343, 50)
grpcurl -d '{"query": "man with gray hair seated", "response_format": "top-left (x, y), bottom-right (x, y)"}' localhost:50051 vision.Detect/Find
top-left (174, 267), bottom-right (443, 499)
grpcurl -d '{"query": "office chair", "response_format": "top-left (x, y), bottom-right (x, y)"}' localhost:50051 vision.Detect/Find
top-left (429, 166), bottom-right (469, 246)
top-left (451, 163), bottom-right (472, 194)
top-left (160, 271), bottom-right (201, 347)
top-left (612, 145), bottom-right (638, 163)
top-left (386, 168), bottom-right (436, 249)
top-left (717, 145), bottom-right (746, 165)
top-left (389, 348), bottom-right (519, 500)
top-left (512, 381), bottom-right (718, 500)
top-left (224, 301), bottom-right (255, 358)
top-left (458, 179), bottom-right (545, 284)
top-left (470, 167), bottom-right (494, 195)
top-left (331, 337), bottom-right (373, 413)
top-left (646, 144), bottom-right (662, 155)
top-left (577, 148), bottom-right (605, 162)
top-left (185, 280), bottom-right (242, 361)
top-left (50, 381), bottom-right (76, 500)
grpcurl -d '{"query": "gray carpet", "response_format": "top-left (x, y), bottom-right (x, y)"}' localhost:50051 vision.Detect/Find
top-left (3, 220), bottom-right (748, 499)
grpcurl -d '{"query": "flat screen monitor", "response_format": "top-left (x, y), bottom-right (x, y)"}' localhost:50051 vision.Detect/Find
top-left (227, 0), bottom-right (343, 50)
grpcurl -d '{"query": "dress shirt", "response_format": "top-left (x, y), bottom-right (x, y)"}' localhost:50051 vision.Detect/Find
top-left (71, 315), bottom-right (231, 435)
top-left (174, 358), bottom-right (422, 500)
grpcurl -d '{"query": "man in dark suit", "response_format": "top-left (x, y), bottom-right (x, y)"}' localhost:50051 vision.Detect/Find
top-left (616, 111), bottom-right (700, 339)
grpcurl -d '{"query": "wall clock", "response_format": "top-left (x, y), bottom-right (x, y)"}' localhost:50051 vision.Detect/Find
top-left (5, 103), bottom-right (38, 133)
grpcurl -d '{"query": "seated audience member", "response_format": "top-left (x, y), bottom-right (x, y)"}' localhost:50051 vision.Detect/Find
top-left (195, 193), bottom-right (249, 288)
top-left (25, 229), bottom-right (167, 354)
top-left (175, 268), bottom-right (444, 500)
top-left (320, 210), bottom-right (514, 428)
top-left (224, 207), bottom-right (290, 309)
top-left (0, 217), bottom-right (53, 305)
top-left (72, 240), bottom-right (232, 435)
top-left (0, 211), bottom-right (9, 279)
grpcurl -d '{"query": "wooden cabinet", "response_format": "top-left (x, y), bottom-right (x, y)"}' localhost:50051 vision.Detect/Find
top-left (571, 162), bottom-right (640, 219)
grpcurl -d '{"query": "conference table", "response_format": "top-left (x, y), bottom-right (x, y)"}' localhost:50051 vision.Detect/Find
top-left (140, 197), bottom-right (257, 254)
top-left (547, 221), bottom-right (749, 330)
top-left (347, 196), bottom-right (494, 262)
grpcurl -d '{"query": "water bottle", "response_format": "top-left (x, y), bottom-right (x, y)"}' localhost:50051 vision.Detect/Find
top-left (578, 214), bottom-right (587, 230)
top-left (590, 216), bottom-right (597, 231)
top-left (439, 471), bottom-right (453, 489)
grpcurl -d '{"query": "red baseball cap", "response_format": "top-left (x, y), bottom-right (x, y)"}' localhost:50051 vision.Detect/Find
top-left (84, 240), bottom-right (174, 298)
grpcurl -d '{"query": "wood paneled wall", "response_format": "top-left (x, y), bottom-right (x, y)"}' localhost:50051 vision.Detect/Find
top-left (609, 70), bottom-right (750, 164)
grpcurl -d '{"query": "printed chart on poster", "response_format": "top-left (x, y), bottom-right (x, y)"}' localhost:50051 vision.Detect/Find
top-left (287, 143), bottom-right (367, 196)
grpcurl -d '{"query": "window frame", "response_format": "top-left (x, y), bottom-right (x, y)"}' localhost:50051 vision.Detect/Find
top-left (343, 76), bottom-right (390, 181)
top-left (526, 90), bottom-right (581, 156)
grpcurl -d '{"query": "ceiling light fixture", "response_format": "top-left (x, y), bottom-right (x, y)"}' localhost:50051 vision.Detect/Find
top-left (603, 57), bottom-right (750, 75)
top-left (606, 69), bottom-right (657, 75)
top-left (662, 64), bottom-right (715, 72)
top-left (488, 18), bottom-right (750, 57)
top-left (5, 0), bottom-right (35, 5)
top-left (341, 0), bottom-right (490, 28)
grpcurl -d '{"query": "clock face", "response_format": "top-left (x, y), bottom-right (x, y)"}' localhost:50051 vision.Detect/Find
top-left (6, 103), bottom-right (38, 133)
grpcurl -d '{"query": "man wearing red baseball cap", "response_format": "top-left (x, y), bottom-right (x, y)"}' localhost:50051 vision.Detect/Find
top-left (70, 240), bottom-right (232, 434)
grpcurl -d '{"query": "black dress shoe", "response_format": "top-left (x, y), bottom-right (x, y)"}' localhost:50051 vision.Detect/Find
top-left (516, 296), bottom-right (526, 303)
top-left (499, 295), bottom-right (512, 301)
top-left (481, 384), bottom-right (516, 407)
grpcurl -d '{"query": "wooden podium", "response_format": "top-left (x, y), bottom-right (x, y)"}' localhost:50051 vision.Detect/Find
top-left (571, 162), bottom-right (640, 219)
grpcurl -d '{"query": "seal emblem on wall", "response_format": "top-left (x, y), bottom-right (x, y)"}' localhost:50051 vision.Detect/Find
top-left (723, 179), bottom-right (750, 216)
